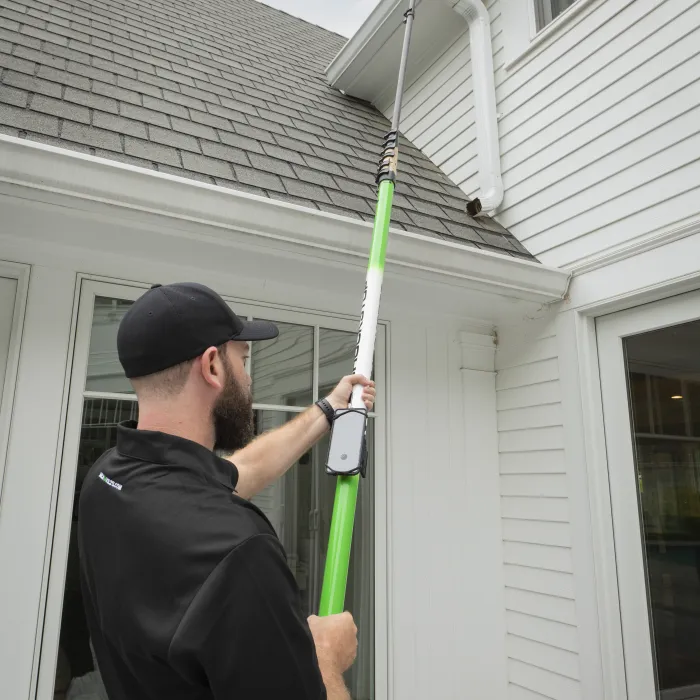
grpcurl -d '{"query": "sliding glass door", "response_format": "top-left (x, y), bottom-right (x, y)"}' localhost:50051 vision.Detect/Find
top-left (40, 280), bottom-right (384, 700)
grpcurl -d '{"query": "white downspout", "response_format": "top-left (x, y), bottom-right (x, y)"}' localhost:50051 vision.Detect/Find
top-left (451, 0), bottom-right (503, 215)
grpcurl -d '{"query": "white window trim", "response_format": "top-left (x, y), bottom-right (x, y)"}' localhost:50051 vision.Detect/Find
top-left (0, 260), bottom-right (30, 509)
top-left (33, 276), bottom-right (390, 700)
top-left (503, 0), bottom-right (601, 72)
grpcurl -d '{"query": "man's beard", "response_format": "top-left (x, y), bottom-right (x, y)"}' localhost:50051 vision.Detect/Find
top-left (212, 355), bottom-right (254, 453)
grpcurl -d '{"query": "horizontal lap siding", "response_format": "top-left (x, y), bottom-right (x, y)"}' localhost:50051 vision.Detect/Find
top-left (385, 0), bottom-right (700, 269)
top-left (496, 318), bottom-right (581, 700)
top-left (380, 0), bottom-right (501, 196)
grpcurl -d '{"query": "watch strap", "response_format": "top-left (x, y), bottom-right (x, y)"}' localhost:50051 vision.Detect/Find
top-left (315, 398), bottom-right (335, 426)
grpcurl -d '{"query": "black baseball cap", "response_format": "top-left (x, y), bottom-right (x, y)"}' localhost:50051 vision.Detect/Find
top-left (117, 282), bottom-right (279, 379)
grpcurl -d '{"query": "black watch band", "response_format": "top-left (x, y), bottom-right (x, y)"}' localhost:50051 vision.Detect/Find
top-left (315, 398), bottom-right (335, 427)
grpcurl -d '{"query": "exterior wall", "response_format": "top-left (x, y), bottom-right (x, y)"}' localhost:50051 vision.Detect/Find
top-left (0, 186), bottom-right (510, 700)
top-left (491, 225), bottom-right (700, 700)
top-left (380, 0), bottom-right (700, 269)
top-left (495, 313), bottom-right (582, 700)
top-left (390, 321), bottom-right (508, 700)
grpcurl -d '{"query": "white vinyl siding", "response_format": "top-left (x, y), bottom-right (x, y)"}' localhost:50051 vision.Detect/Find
top-left (379, 0), bottom-right (501, 199)
top-left (381, 0), bottom-right (700, 269)
top-left (496, 317), bottom-right (581, 700)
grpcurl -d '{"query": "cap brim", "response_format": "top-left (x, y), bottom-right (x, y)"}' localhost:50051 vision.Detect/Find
top-left (235, 319), bottom-right (279, 341)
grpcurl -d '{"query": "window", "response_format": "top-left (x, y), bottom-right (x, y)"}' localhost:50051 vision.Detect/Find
top-left (0, 263), bottom-right (28, 507)
top-left (533, 0), bottom-right (578, 31)
top-left (50, 287), bottom-right (382, 700)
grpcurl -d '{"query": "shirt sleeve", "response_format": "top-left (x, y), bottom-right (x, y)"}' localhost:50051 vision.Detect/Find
top-left (168, 533), bottom-right (327, 700)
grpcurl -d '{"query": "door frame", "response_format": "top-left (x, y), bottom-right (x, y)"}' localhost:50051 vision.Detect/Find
top-left (0, 260), bottom-right (30, 509)
top-left (560, 283), bottom-right (700, 700)
top-left (596, 292), bottom-right (700, 700)
top-left (34, 275), bottom-right (390, 700)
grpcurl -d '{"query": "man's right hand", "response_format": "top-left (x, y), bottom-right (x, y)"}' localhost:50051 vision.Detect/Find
top-left (308, 612), bottom-right (358, 674)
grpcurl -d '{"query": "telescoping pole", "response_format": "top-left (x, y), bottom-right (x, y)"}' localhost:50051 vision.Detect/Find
top-left (319, 0), bottom-right (417, 618)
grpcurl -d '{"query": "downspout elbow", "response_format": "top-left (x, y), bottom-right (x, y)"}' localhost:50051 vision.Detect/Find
top-left (451, 0), bottom-right (503, 214)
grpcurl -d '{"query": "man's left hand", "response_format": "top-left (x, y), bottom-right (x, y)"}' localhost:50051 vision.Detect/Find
top-left (326, 374), bottom-right (376, 412)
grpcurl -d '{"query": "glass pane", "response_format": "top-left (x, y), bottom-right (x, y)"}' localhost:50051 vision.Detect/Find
top-left (252, 320), bottom-right (313, 407)
top-left (535, 0), bottom-right (576, 30)
top-left (251, 409), bottom-right (375, 699)
top-left (56, 398), bottom-right (138, 699)
top-left (85, 297), bottom-right (134, 394)
top-left (317, 421), bottom-right (375, 699)
top-left (689, 381), bottom-right (700, 437)
top-left (319, 328), bottom-right (356, 397)
top-left (0, 276), bottom-right (18, 408)
top-left (625, 320), bottom-right (700, 698)
top-left (652, 376), bottom-right (687, 437)
top-left (630, 372), bottom-right (653, 434)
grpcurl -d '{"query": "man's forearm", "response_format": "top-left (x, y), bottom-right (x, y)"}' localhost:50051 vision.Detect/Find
top-left (227, 404), bottom-right (329, 499)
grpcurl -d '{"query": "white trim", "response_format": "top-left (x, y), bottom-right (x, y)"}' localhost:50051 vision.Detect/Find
top-left (0, 260), bottom-right (29, 508)
top-left (0, 136), bottom-right (569, 304)
top-left (557, 309), bottom-right (624, 700)
top-left (379, 317), bottom-right (391, 699)
top-left (459, 342), bottom-right (508, 698)
top-left (325, 0), bottom-right (414, 87)
top-left (83, 390), bottom-right (136, 402)
top-left (0, 266), bottom-right (78, 700)
top-left (568, 219), bottom-right (700, 276)
top-left (504, 0), bottom-right (600, 72)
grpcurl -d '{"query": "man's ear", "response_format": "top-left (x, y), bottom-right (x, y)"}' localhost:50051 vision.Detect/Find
top-left (199, 346), bottom-right (224, 390)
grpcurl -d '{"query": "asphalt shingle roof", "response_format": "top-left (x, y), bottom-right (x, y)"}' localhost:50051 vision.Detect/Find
top-left (0, 0), bottom-right (533, 259)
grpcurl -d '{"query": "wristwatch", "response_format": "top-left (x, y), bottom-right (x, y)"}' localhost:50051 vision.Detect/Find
top-left (315, 398), bottom-right (335, 427)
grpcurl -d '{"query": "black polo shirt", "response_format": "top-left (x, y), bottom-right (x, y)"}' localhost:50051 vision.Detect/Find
top-left (78, 421), bottom-right (326, 700)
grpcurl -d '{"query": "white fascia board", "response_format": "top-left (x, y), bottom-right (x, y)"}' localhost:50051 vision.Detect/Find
top-left (0, 136), bottom-right (569, 302)
top-left (326, 0), bottom-right (408, 91)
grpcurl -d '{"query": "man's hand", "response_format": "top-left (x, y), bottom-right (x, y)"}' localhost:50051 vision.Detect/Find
top-left (326, 374), bottom-right (376, 412)
top-left (229, 375), bottom-right (377, 501)
top-left (307, 612), bottom-right (358, 674)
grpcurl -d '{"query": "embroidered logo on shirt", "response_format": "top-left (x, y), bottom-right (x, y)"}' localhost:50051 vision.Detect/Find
top-left (99, 472), bottom-right (123, 491)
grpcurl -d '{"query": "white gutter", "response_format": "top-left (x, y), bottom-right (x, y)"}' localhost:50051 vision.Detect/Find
top-left (0, 136), bottom-right (567, 301)
top-left (451, 0), bottom-right (504, 214)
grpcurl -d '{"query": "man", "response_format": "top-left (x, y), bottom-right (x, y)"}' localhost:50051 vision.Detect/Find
top-left (78, 282), bottom-right (376, 700)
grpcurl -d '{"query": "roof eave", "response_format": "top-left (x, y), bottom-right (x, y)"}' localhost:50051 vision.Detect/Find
top-left (0, 136), bottom-right (570, 303)
top-left (326, 0), bottom-right (408, 91)
top-left (325, 0), bottom-right (463, 106)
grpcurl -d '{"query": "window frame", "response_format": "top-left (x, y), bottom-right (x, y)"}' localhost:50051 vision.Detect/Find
top-left (34, 276), bottom-right (389, 700)
top-left (503, 0), bottom-right (597, 72)
top-left (0, 260), bottom-right (30, 509)
top-left (531, 0), bottom-right (578, 35)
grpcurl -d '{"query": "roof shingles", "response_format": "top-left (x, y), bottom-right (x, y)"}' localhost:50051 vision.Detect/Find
top-left (0, 0), bottom-right (532, 259)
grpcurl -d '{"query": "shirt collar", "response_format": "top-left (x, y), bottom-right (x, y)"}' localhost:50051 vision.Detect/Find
top-left (116, 421), bottom-right (239, 491)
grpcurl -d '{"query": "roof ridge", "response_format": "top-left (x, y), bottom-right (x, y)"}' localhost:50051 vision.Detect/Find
top-left (252, 0), bottom-right (352, 41)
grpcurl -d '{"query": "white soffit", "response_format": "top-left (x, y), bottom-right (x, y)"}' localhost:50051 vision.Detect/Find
top-left (326, 0), bottom-right (463, 105)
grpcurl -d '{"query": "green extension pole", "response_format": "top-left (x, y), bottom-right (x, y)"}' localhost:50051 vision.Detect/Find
top-left (319, 0), bottom-right (416, 617)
